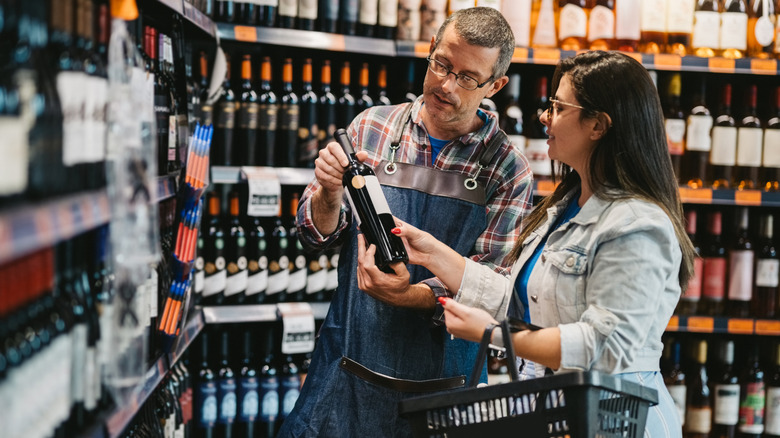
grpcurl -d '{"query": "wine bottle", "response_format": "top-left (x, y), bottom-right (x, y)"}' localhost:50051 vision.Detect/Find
top-left (199, 51), bottom-right (214, 127)
top-left (237, 54), bottom-right (260, 166)
top-left (735, 84), bottom-right (763, 190)
top-left (224, 191), bottom-right (248, 304)
top-left (753, 214), bottom-right (779, 319)
top-left (531, 0), bottom-right (557, 49)
top-left (685, 339), bottom-right (712, 437)
top-left (298, 0), bottom-right (318, 30)
top-left (557, 0), bottom-right (589, 51)
top-left (765, 343), bottom-right (780, 438)
top-left (202, 192), bottom-right (228, 306)
top-left (216, 329), bottom-right (237, 437)
top-left (358, 0), bottom-right (379, 36)
top-left (149, 27), bottom-right (171, 177)
top-left (666, 0), bottom-right (695, 55)
top-left (665, 73), bottom-right (686, 182)
top-left (318, 60), bottom-right (338, 151)
top-left (278, 0), bottom-right (298, 28)
top-left (277, 353), bottom-right (301, 431)
top-left (298, 58), bottom-right (319, 168)
top-left (340, 0), bottom-right (358, 34)
top-left (238, 1), bottom-right (258, 25)
top-left (236, 329), bottom-right (259, 438)
top-left (639, 0), bottom-right (667, 53)
top-left (305, 246), bottom-right (329, 302)
top-left (217, 0), bottom-right (237, 22)
top-left (324, 245), bottom-right (341, 302)
top-left (258, 0), bottom-right (278, 27)
top-left (712, 340), bottom-right (740, 438)
top-left (692, 0), bottom-right (720, 57)
top-left (587, 0), bottom-right (614, 50)
top-left (258, 326), bottom-right (280, 438)
top-left (664, 339), bottom-right (687, 428)
top-left (265, 204), bottom-right (291, 303)
top-left (677, 209), bottom-right (702, 316)
top-left (336, 61), bottom-right (356, 130)
top-left (376, 64), bottom-right (392, 106)
top-left (748, 0), bottom-right (776, 58)
top-left (334, 128), bottom-right (408, 271)
top-left (258, 56), bottom-right (278, 167)
top-left (377, 0), bottom-right (398, 38)
top-left (738, 344), bottom-right (765, 437)
top-left (502, 0), bottom-right (532, 48)
top-left (501, 73), bottom-right (525, 154)
top-left (525, 76), bottom-right (552, 181)
top-left (355, 62), bottom-right (373, 114)
top-left (245, 214), bottom-right (269, 304)
top-left (277, 58), bottom-right (299, 168)
top-left (213, 54), bottom-right (237, 166)
top-left (710, 84), bottom-right (737, 190)
top-left (284, 193), bottom-right (308, 303)
top-left (684, 80), bottom-right (713, 189)
top-left (720, 0), bottom-right (749, 58)
top-left (700, 211), bottom-right (727, 317)
top-left (614, 0), bottom-right (640, 51)
top-left (762, 86), bottom-right (780, 191)
top-left (318, 0), bottom-right (339, 32)
top-left (194, 332), bottom-right (217, 438)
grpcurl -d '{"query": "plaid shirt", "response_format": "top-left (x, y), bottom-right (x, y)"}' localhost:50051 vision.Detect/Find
top-left (297, 96), bottom-right (533, 275)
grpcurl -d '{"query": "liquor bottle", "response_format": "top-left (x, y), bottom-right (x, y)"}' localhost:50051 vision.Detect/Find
top-left (765, 343), bottom-right (780, 438)
top-left (502, 0), bottom-right (532, 48)
top-left (588, 0), bottom-right (614, 50)
top-left (356, 62), bottom-right (374, 114)
top-left (712, 340), bottom-right (740, 438)
top-left (298, 58), bottom-right (319, 168)
top-left (684, 80), bottom-right (713, 189)
top-left (753, 214), bottom-right (779, 319)
top-left (665, 73), bottom-right (686, 182)
top-left (691, 0), bottom-right (721, 57)
top-left (284, 193), bottom-right (307, 303)
top-left (735, 85), bottom-right (763, 190)
top-left (216, 329), bottom-right (237, 437)
top-left (721, 0), bottom-right (749, 58)
top-left (213, 54), bottom-right (237, 166)
top-left (217, 0), bottom-right (237, 22)
top-left (194, 332), bottom-right (217, 438)
top-left (531, 0), bottom-right (558, 49)
top-left (685, 339), bottom-right (712, 437)
top-left (299, 0), bottom-right (318, 30)
top-left (764, 86), bottom-right (780, 191)
top-left (525, 76), bottom-right (551, 181)
top-left (738, 344), bottom-right (765, 437)
top-left (278, 0), bottom-right (297, 27)
top-left (677, 209), bottom-right (703, 316)
top-left (664, 339), bottom-right (687, 428)
top-left (199, 51), bottom-right (214, 127)
top-left (202, 192), bottom-right (228, 306)
top-left (319, 0), bottom-right (339, 32)
top-left (236, 329), bottom-right (259, 438)
top-left (335, 129), bottom-right (409, 271)
top-left (238, 1), bottom-right (258, 24)
top-left (700, 211), bottom-right (727, 317)
top-left (639, 0), bottom-right (667, 53)
top-left (376, 64), bottom-right (392, 106)
top-left (666, 0), bottom-right (695, 55)
top-left (318, 60), bottom-right (337, 151)
top-left (224, 191), bottom-right (248, 304)
top-left (258, 327), bottom-right (280, 437)
top-left (245, 214), bottom-right (269, 303)
top-left (265, 204), bottom-right (291, 303)
top-left (237, 54), bottom-right (260, 166)
top-left (557, 0), bottom-right (589, 51)
top-left (276, 58), bottom-right (300, 168)
top-left (340, 0), bottom-right (358, 34)
top-left (337, 61), bottom-right (356, 129)
top-left (710, 84), bottom-right (737, 190)
top-left (358, 0), bottom-right (379, 36)
top-left (377, 0), bottom-right (398, 38)
top-left (258, 56), bottom-right (278, 167)
top-left (614, 0), bottom-right (641, 51)
top-left (257, 1), bottom-right (277, 26)
top-left (305, 244), bottom-right (329, 302)
top-left (324, 245), bottom-right (341, 301)
top-left (501, 73), bottom-right (525, 154)
top-left (150, 27), bottom-right (172, 177)
top-left (278, 353), bottom-right (301, 432)
top-left (748, 0), bottom-right (776, 57)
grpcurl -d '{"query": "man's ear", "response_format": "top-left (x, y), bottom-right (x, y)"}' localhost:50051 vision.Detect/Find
top-left (485, 76), bottom-right (509, 99)
top-left (590, 112), bottom-right (613, 140)
top-left (429, 36), bottom-right (435, 55)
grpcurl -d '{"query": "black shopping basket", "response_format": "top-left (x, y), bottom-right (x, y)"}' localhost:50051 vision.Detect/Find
top-left (399, 322), bottom-right (658, 437)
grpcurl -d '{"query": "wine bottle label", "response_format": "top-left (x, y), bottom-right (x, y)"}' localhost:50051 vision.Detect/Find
top-left (714, 383), bottom-right (740, 425)
top-left (197, 381), bottom-right (218, 426)
top-left (280, 104), bottom-right (300, 130)
top-left (217, 379), bottom-right (237, 424)
top-left (702, 257), bottom-right (726, 300)
top-left (246, 267), bottom-right (269, 296)
top-left (299, 0), bottom-right (318, 19)
top-left (756, 259), bottom-right (780, 287)
top-left (359, 0), bottom-right (379, 25)
top-left (525, 139), bottom-right (552, 177)
top-left (201, 103), bottom-right (214, 126)
top-left (307, 255), bottom-right (329, 294)
top-left (165, 412), bottom-right (176, 438)
top-left (420, 7), bottom-right (445, 41)
top-left (686, 406), bottom-right (712, 433)
top-left (169, 114), bottom-right (178, 160)
top-left (238, 377), bottom-right (260, 422)
top-left (396, 7), bottom-right (421, 40)
top-left (765, 387), bottom-right (780, 434)
top-left (279, 0), bottom-right (298, 17)
top-left (0, 116), bottom-right (28, 196)
top-left (378, 0), bottom-right (399, 27)
top-left (736, 127), bottom-right (763, 167)
top-left (71, 323), bottom-right (88, 403)
top-left (280, 376), bottom-right (301, 417)
top-left (502, 0), bottom-right (531, 47)
top-left (739, 382), bottom-right (766, 433)
top-left (54, 334), bottom-right (73, 424)
top-left (763, 130), bottom-right (780, 168)
top-left (217, 102), bottom-right (236, 129)
top-left (686, 114), bottom-right (714, 152)
top-left (260, 377), bottom-right (280, 422)
top-left (667, 384), bottom-right (687, 425)
top-left (720, 12), bottom-right (748, 50)
top-left (326, 253), bottom-right (340, 291)
top-left (260, 103), bottom-right (279, 131)
top-left (665, 119), bottom-right (686, 156)
top-left (755, 15), bottom-right (775, 46)
top-left (589, 5), bottom-right (615, 41)
top-left (692, 11), bottom-right (721, 49)
top-left (684, 257), bottom-right (704, 299)
top-left (559, 4), bottom-right (587, 39)
top-left (288, 255), bottom-right (308, 292)
top-left (203, 267), bottom-right (227, 298)
top-left (239, 102), bottom-right (260, 129)
top-left (728, 250), bottom-right (755, 301)
top-left (84, 346), bottom-right (98, 410)
top-left (640, 0), bottom-right (666, 32)
top-left (267, 256), bottom-right (291, 295)
top-left (615, 0), bottom-right (641, 40)
top-left (58, 71), bottom-right (88, 166)
top-left (348, 174), bottom-right (392, 218)
top-left (175, 425), bottom-right (184, 438)
top-left (710, 126), bottom-right (738, 166)
top-left (666, 0), bottom-right (694, 33)
top-left (225, 269), bottom-right (248, 297)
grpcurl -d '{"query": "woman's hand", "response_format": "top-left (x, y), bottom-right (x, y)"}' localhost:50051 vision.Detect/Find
top-left (390, 219), bottom-right (441, 267)
top-left (440, 297), bottom-right (499, 343)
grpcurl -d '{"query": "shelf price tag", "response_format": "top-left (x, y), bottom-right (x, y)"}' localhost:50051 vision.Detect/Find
top-left (727, 318), bottom-right (754, 334)
top-left (687, 316), bottom-right (714, 332)
top-left (233, 26), bottom-right (258, 42)
top-left (277, 302), bottom-right (315, 354)
top-left (243, 167), bottom-right (282, 217)
top-left (756, 320), bottom-right (780, 335)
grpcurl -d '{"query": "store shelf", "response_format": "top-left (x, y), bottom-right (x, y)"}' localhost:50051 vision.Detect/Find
top-left (201, 302), bottom-right (330, 323)
top-left (667, 315), bottom-right (780, 335)
top-left (211, 166), bottom-right (315, 186)
top-left (150, 0), bottom-right (216, 36)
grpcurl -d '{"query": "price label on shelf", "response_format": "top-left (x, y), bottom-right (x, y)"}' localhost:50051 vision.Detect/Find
top-left (243, 167), bottom-right (282, 217)
top-left (277, 302), bottom-right (315, 354)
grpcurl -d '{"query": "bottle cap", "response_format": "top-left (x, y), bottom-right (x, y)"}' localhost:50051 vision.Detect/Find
top-left (110, 0), bottom-right (138, 20)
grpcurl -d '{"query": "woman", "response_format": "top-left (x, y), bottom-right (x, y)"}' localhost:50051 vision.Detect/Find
top-left (356, 51), bottom-right (696, 438)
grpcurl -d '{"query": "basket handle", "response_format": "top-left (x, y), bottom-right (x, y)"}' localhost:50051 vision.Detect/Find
top-left (468, 320), bottom-right (519, 387)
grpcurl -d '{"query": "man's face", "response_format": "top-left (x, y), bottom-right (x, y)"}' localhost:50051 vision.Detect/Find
top-left (421, 26), bottom-right (504, 137)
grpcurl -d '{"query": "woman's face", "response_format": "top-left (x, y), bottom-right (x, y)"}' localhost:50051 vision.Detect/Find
top-left (540, 75), bottom-right (598, 175)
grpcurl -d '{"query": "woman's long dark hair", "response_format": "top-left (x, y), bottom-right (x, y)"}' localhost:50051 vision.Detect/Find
top-left (511, 51), bottom-right (695, 288)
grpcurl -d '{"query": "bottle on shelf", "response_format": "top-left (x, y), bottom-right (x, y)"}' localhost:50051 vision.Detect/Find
top-left (664, 339), bottom-right (687, 428)
top-left (710, 83), bottom-right (737, 190)
top-left (265, 202), bottom-right (291, 303)
top-left (259, 56), bottom-right (278, 167)
top-left (666, 0), bottom-right (695, 55)
top-left (217, 0), bottom-right (237, 22)
top-left (278, 0), bottom-right (298, 28)
top-left (765, 342), bottom-right (780, 438)
top-left (556, 0), bottom-right (589, 51)
top-left (711, 339), bottom-right (740, 438)
top-left (677, 209), bottom-right (702, 316)
top-left (336, 61), bottom-right (356, 130)
top-left (727, 207), bottom-right (754, 318)
top-left (318, 0), bottom-right (339, 32)
top-left (531, 0), bottom-right (558, 49)
top-left (587, 0), bottom-right (615, 51)
top-left (614, 0), bottom-right (641, 52)
top-left (735, 84), bottom-right (763, 190)
top-left (258, 325), bottom-right (280, 438)
top-left (665, 73), bottom-right (686, 182)
top-left (277, 351), bottom-right (301, 433)
top-left (738, 343), bottom-right (765, 437)
top-left (245, 208), bottom-right (269, 304)
top-left (238, 1), bottom-right (258, 25)
top-left (284, 193), bottom-right (307, 303)
top-left (376, 0), bottom-right (398, 38)
top-left (224, 190), bottom-right (249, 304)
top-left (396, 0), bottom-right (421, 41)
top-left (358, 0), bottom-right (379, 37)
top-left (236, 328), bottom-right (259, 438)
top-left (317, 60), bottom-right (338, 153)
top-left (216, 329), bottom-right (237, 437)
top-left (277, 58), bottom-right (300, 168)
top-left (298, 58), bottom-right (319, 168)
top-left (299, 0), bottom-right (318, 30)
top-left (691, 0), bottom-right (721, 57)
top-left (376, 64), bottom-right (392, 106)
top-left (639, 0), bottom-right (667, 53)
top-left (753, 214), bottom-right (779, 319)
top-left (199, 51), bottom-right (214, 127)
top-left (202, 191), bottom-right (228, 306)
top-left (258, 0), bottom-right (278, 26)
top-left (213, 54), bottom-right (237, 166)
top-left (748, 0), bottom-right (776, 58)
top-left (149, 27), bottom-right (172, 177)
top-left (194, 331), bottom-right (217, 438)
top-left (700, 210), bottom-right (727, 317)
top-left (356, 62), bottom-right (374, 114)
top-left (501, 73), bottom-right (525, 154)
top-left (525, 76), bottom-right (552, 181)
top-left (339, 0), bottom-right (358, 34)
top-left (305, 243), bottom-right (329, 302)
top-left (401, 60), bottom-right (418, 103)
top-left (685, 339), bottom-right (712, 437)
top-left (720, 0), bottom-right (749, 58)
top-left (237, 54), bottom-right (260, 166)
top-left (764, 86), bottom-right (780, 191)
top-left (683, 79), bottom-right (713, 189)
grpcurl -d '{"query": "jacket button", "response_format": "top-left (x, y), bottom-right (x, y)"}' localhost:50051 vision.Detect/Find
top-left (531, 295), bottom-right (538, 302)
top-left (566, 256), bottom-right (575, 267)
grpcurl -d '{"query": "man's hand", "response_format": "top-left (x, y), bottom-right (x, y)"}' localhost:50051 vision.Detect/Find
top-left (311, 141), bottom-right (369, 235)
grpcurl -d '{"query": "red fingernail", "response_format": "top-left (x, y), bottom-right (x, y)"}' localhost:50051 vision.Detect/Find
top-left (437, 297), bottom-right (448, 306)
top-left (391, 227), bottom-right (401, 235)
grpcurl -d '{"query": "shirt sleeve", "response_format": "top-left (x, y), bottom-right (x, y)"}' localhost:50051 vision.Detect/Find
top-left (456, 258), bottom-right (514, 319)
top-left (296, 178), bottom-right (352, 251)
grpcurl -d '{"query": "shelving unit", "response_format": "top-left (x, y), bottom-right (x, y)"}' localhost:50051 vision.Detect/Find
top-left (210, 165), bottom-right (315, 186)
top-left (667, 315), bottom-right (780, 336)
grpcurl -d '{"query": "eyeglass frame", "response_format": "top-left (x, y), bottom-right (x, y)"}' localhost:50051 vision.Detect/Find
top-left (426, 56), bottom-right (494, 91)
top-left (545, 98), bottom-right (588, 118)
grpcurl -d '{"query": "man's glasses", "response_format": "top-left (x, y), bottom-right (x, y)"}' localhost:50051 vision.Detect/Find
top-left (545, 98), bottom-right (587, 118)
top-left (426, 56), bottom-right (493, 91)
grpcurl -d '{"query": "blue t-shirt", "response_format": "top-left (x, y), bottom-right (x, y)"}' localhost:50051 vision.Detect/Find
top-left (428, 109), bottom-right (489, 163)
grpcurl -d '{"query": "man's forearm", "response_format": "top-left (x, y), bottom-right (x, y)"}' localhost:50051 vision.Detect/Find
top-left (311, 188), bottom-right (344, 236)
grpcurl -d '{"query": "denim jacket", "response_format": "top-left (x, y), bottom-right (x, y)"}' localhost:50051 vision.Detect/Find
top-left (457, 190), bottom-right (682, 375)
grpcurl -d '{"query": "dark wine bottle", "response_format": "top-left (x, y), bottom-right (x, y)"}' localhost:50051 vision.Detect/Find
top-left (376, 64), bottom-right (392, 106)
top-left (318, 0), bottom-right (339, 32)
top-left (339, 0), bottom-right (358, 34)
top-left (216, 329), bottom-right (237, 438)
top-left (700, 210), bottom-right (727, 317)
top-left (298, 58), bottom-right (319, 168)
top-left (334, 129), bottom-right (408, 272)
top-left (202, 192), bottom-right (227, 306)
top-left (245, 215), bottom-right (269, 303)
top-left (224, 191), bottom-right (248, 304)
top-left (676, 208), bottom-right (702, 316)
top-left (217, 0), bottom-right (236, 22)
top-left (685, 339), bottom-right (712, 437)
top-left (258, 326), bottom-right (279, 438)
top-left (277, 0), bottom-right (297, 28)
top-left (199, 52), bottom-right (214, 127)
top-left (663, 339), bottom-right (686, 428)
top-left (753, 214), bottom-right (779, 319)
top-left (236, 329), bottom-right (259, 438)
top-left (265, 204), bottom-right (290, 303)
top-left (762, 86), bottom-right (780, 191)
top-left (214, 54), bottom-right (237, 166)
top-left (727, 207), bottom-right (754, 318)
top-left (765, 342), bottom-right (780, 438)
top-left (317, 60), bottom-right (337, 151)
top-left (298, 0), bottom-right (317, 30)
top-left (238, 1), bottom-right (258, 25)
top-left (258, 56), bottom-right (278, 167)
top-left (277, 58), bottom-right (300, 168)
top-left (501, 73), bottom-right (525, 153)
top-left (194, 332), bottom-right (217, 438)
top-left (258, 1), bottom-right (277, 27)
top-left (277, 353), bottom-right (301, 433)
top-left (237, 54), bottom-right (260, 166)
top-left (735, 84), bottom-right (763, 190)
top-left (683, 79), bottom-right (713, 189)
top-left (665, 73), bottom-right (685, 182)
top-left (355, 62), bottom-right (373, 114)
top-left (711, 340), bottom-right (739, 438)
top-left (336, 61), bottom-right (355, 130)
top-left (284, 193), bottom-right (307, 303)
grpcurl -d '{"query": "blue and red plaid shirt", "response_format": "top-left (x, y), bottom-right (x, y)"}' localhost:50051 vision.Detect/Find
top-left (297, 97), bottom-right (533, 276)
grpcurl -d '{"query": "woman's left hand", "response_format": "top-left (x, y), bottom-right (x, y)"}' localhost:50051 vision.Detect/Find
top-left (440, 298), bottom-right (499, 343)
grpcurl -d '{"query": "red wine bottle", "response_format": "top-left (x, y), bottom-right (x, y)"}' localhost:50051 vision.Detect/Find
top-left (334, 129), bottom-right (408, 272)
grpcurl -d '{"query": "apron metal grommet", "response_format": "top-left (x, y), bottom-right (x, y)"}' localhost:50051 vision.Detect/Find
top-left (384, 162), bottom-right (397, 175)
top-left (464, 178), bottom-right (478, 190)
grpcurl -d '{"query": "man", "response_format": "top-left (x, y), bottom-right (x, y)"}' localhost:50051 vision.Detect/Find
top-left (279, 7), bottom-right (533, 437)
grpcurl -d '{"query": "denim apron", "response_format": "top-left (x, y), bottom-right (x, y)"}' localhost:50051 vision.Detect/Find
top-left (279, 104), bottom-right (507, 437)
